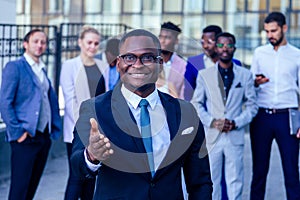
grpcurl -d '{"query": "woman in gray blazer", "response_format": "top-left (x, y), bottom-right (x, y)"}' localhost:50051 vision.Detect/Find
top-left (60, 25), bottom-right (107, 200)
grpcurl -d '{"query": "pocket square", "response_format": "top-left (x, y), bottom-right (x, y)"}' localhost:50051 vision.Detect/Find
top-left (235, 82), bottom-right (242, 88)
top-left (181, 127), bottom-right (194, 135)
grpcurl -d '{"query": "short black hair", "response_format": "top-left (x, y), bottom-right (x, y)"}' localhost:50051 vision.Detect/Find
top-left (203, 25), bottom-right (222, 36)
top-left (215, 32), bottom-right (236, 44)
top-left (105, 38), bottom-right (120, 56)
top-left (264, 12), bottom-right (286, 27)
top-left (119, 29), bottom-right (161, 55)
top-left (160, 21), bottom-right (182, 36)
top-left (23, 29), bottom-right (47, 43)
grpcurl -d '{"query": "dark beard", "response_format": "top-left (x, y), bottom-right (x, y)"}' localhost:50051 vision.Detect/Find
top-left (269, 33), bottom-right (284, 47)
top-left (219, 55), bottom-right (233, 64)
top-left (210, 52), bottom-right (218, 59)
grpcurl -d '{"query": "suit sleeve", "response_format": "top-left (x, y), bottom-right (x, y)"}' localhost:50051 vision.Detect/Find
top-left (183, 104), bottom-right (212, 199)
top-left (184, 59), bottom-right (198, 101)
top-left (60, 60), bottom-right (76, 128)
top-left (191, 72), bottom-right (214, 127)
top-left (232, 71), bottom-right (258, 128)
top-left (0, 62), bottom-right (24, 138)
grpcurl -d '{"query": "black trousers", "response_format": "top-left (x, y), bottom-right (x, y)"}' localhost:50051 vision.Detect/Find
top-left (9, 131), bottom-right (51, 200)
top-left (64, 142), bottom-right (96, 200)
top-left (250, 109), bottom-right (300, 200)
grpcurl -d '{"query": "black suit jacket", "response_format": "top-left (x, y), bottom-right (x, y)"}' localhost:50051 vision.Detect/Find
top-left (71, 83), bottom-right (212, 200)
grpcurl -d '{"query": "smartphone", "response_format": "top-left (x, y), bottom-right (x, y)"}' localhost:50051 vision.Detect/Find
top-left (255, 74), bottom-right (266, 78)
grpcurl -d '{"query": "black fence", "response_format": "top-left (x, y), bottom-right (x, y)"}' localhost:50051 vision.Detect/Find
top-left (0, 23), bottom-right (132, 91)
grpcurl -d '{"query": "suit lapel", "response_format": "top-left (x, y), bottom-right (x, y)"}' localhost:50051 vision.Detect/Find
top-left (74, 59), bottom-right (91, 103)
top-left (22, 57), bottom-right (41, 88)
top-left (110, 83), bottom-right (146, 154)
top-left (217, 69), bottom-right (227, 105)
top-left (154, 95), bottom-right (198, 179)
top-left (226, 65), bottom-right (240, 105)
top-left (203, 67), bottom-right (226, 106)
top-left (158, 92), bottom-right (178, 140)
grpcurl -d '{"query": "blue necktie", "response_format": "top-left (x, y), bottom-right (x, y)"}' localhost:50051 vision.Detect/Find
top-left (139, 99), bottom-right (155, 177)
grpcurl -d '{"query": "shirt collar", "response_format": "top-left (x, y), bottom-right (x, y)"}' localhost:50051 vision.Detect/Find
top-left (24, 53), bottom-right (45, 69)
top-left (121, 84), bottom-right (159, 110)
top-left (268, 42), bottom-right (289, 51)
top-left (164, 52), bottom-right (176, 65)
top-left (218, 63), bottom-right (233, 74)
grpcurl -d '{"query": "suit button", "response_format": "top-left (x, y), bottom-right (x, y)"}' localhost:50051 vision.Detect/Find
top-left (35, 112), bottom-right (39, 115)
top-left (150, 182), bottom-right (155, 187)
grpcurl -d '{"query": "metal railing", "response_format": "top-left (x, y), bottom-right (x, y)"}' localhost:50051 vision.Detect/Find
top-left (0, 23), bottom-right (133, 92)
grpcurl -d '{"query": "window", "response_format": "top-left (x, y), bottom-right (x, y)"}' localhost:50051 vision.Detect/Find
top-left (163, 0), bottom-right (183, 13)
top-left (184, 0), bottom-right (202, 14)
top-left (203, 0), bottom-right (224, 13)
top-left (84, 0), bottom-right (102, 14)
top-left (123, 0), bottom-right (142, 14)
top-left (48, 0), bottom-right (63, 13)
top-left (269, 0), bottom-right (289, 12)
top-left (103, 0), bottom-right (121, 14)
top-left (142, 0), bottom-right (162, 14)
top-left (246, 0), bottom-right (267, 12)
top-left (292, 0), bottom-right (300, 10)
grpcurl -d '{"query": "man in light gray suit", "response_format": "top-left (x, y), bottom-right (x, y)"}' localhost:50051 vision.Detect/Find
top-left (191, 32), bottom-right (258, 200)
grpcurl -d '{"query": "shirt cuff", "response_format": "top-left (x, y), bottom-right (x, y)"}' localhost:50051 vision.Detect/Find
top-left (84, 149), bottom-right (101, 172)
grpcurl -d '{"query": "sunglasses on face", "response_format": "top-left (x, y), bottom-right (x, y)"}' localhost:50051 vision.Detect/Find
top-left (216, 43), bottom-right (235, 49)
top-left (119, 53), bottom-right (163, 66)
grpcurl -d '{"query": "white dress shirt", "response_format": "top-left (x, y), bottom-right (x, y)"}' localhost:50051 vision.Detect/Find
top-left (251, 43), bottom-right (300, 109)
top-left (121, 85), bottom-right (171, 171)
top-left (24, 53), bottom-right (46, 83)
top-left (203, 54), bottom-right (215, 69)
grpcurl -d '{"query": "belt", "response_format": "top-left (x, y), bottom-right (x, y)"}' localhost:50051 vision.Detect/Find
top-left (259, 107), bottom-right (290, 114)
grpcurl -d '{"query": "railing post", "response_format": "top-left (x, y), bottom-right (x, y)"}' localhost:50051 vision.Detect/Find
top-left (55, 29), bottom-right (62, 93)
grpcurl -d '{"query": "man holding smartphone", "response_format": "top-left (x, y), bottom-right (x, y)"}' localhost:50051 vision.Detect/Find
top-left (250, 12), bottom-right (300, 200)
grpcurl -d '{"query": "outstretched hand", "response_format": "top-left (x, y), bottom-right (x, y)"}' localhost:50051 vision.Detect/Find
top-left (86, 118), bottom-right (114, 163)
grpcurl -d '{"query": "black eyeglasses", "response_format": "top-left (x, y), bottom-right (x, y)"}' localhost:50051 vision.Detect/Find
top-left (216, 43), bottom-right (235, 49)
top-left (119, 53), bottom-right (162, 66)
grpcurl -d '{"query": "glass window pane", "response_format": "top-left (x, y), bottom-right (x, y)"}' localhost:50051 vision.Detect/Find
top-left (85, 0), bottom-right (102, 13)
top-left (227, 0), bottom-right (245, 12)
top-left (103, 0), bottom-right (121, 14)
top-left (123, 0), bottom-right (141, 13)
top-left (182, 16), bottom-right (204, 57)
top-left (204, 0), bottom-right (223, 12)
top-left (289, 13), bottom-right (300, 38)
top-left (204, 14), bottom-right (224, 26)
top-left (163, 0), bottom-right (182, 12)
top-left (292, 0), bottom-right (300, 10)
top-left (270, 0), bottom-right (289, 12)
top-left (48, 0), bottom-right (63, 13)
top-left (184, 0), bottom-right (202, 14)
top-left (143, 0), bottom-right (162, 14)
top-left (246, 0), bottom-right (267, 12)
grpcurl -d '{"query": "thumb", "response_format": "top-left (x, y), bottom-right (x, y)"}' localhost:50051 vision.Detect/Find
top-left (90, 118), bottom-right (99, 135)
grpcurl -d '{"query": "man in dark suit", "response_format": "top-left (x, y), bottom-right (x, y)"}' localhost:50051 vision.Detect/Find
top-left (0, 29), bottom-right (61, 200)
top-left (71, 29), bottom-right (212, 200)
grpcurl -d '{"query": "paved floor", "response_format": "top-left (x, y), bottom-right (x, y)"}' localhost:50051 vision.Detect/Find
top-left (0, 133), bottom-right (298, 200)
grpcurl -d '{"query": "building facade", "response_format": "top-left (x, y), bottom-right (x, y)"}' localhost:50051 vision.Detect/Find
top-left (12, 0), bottom-right (300, 65)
